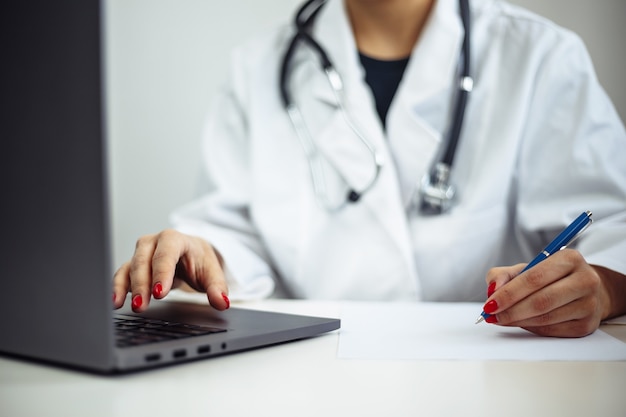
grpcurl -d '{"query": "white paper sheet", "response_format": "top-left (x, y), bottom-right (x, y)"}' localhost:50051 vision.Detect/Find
top-left (337, 302), bottom-right (626, 361)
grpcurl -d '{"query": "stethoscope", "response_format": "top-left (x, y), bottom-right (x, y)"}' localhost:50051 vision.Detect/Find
top-left (280, 0), bottom-right (472, 214)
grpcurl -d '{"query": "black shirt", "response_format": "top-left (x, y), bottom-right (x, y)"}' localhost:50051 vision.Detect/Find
top-left (358, 53), bottom-right (410, 128)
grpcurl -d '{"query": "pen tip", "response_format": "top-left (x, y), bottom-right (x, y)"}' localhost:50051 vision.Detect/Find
top-left (475, 316), bottom-right (484, 324)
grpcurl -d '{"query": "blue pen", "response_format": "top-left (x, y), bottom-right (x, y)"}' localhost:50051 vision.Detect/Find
top-left (475, 210), bottom-right (593, 324)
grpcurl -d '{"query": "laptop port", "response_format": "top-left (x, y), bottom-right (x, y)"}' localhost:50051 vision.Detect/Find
top-left (145, 353), bottom-right (161, 363)
top-left (197, 345), bottom-right (211, 354)
top-left (172, 349), bottom-right (187, 359)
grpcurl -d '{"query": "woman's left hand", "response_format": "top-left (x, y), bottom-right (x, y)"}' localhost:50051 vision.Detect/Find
top-left (483, 249), bottom-right (614, 337)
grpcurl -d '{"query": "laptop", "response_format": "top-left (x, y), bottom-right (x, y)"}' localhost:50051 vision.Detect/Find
top-left (0, 1), bottom-right (339, 373)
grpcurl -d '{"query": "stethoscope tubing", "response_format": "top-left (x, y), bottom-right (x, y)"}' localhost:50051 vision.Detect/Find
top-left (442, 0), bottom-right (471, 167)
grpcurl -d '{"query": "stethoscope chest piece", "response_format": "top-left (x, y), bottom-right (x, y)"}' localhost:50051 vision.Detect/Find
top-left (419, 162), bottom-right (456, 214)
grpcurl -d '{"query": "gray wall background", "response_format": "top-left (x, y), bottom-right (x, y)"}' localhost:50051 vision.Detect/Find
top-left (104, 0), bottom-right (626, 268)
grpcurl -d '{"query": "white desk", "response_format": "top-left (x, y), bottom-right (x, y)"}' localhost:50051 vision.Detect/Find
top-left (1, 300), bottom-right (625, 417)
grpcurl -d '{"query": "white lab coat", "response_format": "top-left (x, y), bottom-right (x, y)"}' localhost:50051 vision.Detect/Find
top-left (172, 0), bottom-right (626, 302)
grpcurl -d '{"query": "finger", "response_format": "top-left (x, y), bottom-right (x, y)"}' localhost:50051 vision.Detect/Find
top-left (112, 262), bottom-right (131, 309)
top-left (190, 242), bottom-right (229, 311)
top-left (495, 269), bottom-right (589, 325)
top-left (128, 234), bottom-right (158, 312)
top-left (482, 251), bottom-right (578, 317)
top-left (485, 263), bottom-right (526, 297)
top-left (202, 248), bottom-right (230, 311)
top-left (500, 294), bottom-right (590, 328)
top-left (207, 283), bottom-right (230, 311)
top-left (522, 312), bottom-right (599, 338)
top-left (499, 264), bottom-right (603, 334)
top-left (166, 237), bottom-right (229, 310)
top-left (151, 230), bottom-right (185, 299)
top-left (209, 248), bottom-right (229, 309)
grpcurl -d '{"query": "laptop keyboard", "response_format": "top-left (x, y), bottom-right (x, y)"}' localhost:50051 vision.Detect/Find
top-left (114, 314), bottom-right (227, 348)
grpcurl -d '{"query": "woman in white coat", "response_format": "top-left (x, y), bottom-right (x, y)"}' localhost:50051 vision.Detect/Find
top-left (113, 0), bottom-right (626, 337)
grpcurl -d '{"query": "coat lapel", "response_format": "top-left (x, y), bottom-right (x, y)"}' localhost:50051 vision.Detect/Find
top-left (302, 0), bottom-right (390, 200)
top-left (387, 0), bottom-right (464, 207)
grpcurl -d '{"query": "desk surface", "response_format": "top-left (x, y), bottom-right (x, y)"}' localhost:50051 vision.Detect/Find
top-left (1, 300), bottom-right (625, 417)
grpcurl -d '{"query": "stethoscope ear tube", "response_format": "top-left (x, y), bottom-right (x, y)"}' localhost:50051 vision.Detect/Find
top-left (279, 36), bottom-right (300, 108)
top-left (279, 0), bottom-right (330, 109)
top-left (295, 0), bottom-right (327, 30)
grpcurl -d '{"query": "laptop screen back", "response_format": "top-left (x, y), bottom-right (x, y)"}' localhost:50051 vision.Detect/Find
top-left (0, 0), bottom-right (115, 369)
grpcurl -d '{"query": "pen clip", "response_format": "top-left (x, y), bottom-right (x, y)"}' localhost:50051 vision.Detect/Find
top-left (559, 215), bottom-right (593, 251)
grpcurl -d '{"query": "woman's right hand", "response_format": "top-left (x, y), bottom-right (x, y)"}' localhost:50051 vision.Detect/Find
top-left (112, 229), bottom-right (230, 312)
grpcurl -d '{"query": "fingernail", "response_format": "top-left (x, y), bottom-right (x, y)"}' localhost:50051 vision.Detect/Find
top-left (483, 299), bottom-right (498, 314)
top-left (485, 314), bottom-right (498, 324)
top-left (131, 294), bottom-right (143, 310)
top-left (112, 292), bottom-right (116, 303)
top-left (222, 293), bottom-right (230, 309)
top-left (152, 282), bottom-right (163, 298)
top-left (487, 282), bottom-right (496, 297)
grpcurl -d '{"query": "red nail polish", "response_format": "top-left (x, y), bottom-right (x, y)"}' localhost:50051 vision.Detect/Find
top-left (483, 299), bottom-right (498, 314)
top-left (222, 293), bottom-right (230, 309)
top-left (487, 282), bottom-right (496, 297)
top-left (152, 282), bottom-right (163, 298)
top-left (131, 294), bottom-right (143, 309)
top-left (485, 315), bottom-right (498, 324)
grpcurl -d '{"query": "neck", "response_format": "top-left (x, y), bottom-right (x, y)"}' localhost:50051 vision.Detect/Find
top-left (345, 0), bottom-right (436, 59)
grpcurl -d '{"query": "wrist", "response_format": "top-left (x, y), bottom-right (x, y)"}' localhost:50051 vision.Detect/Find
top-left (592, 265), bottom-right (626, 320)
